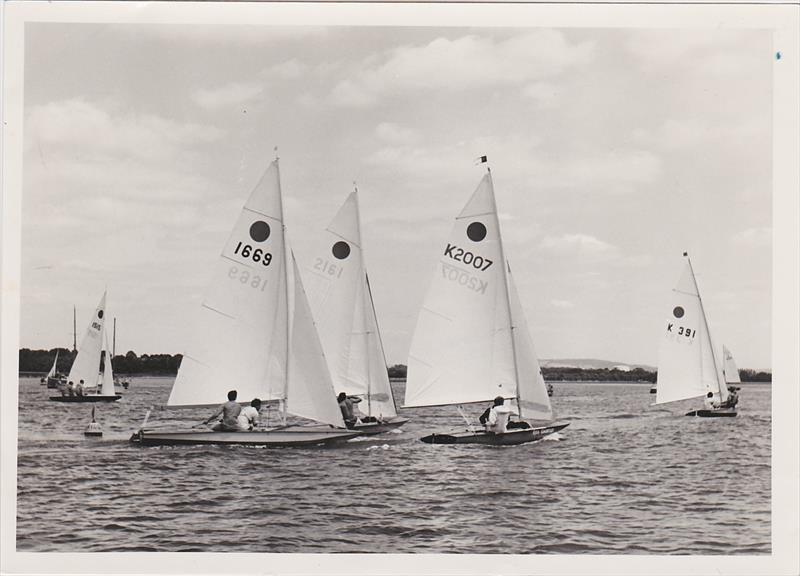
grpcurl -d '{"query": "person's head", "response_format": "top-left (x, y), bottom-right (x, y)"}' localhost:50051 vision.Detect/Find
top-left (337, 392), bottom-right (347, 402)
top-left (80, 380), bottom-right (84, 385)
top-left (68, 381), bottom-right (73, 386)
top-left (494, 396), bottom-right (504, 406)
top-left (707, 392), bottom-right (713, 398)
top-left (227, 390), bottom-right (237, 401)
top-left (251, 398), bottom-right (262, 410)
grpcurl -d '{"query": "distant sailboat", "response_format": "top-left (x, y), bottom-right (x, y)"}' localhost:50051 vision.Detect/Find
top-left (43, 350), bottom-right (65, 388)
top-left (304, 189), bottom-right (408, 434)
top-left (131, 158), bottom-right (358, 447)
top-left (722, 345), bottom-right (741, 385)
top-left (654, 253), bottom-right (736, 417)
top-left (404, 166), bottom-right (568, 444)
top-left (49, 292), bottom-right (121, 403)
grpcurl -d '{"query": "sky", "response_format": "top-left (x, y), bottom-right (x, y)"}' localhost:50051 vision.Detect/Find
top-left (20, 23), bottom-right (773, 369)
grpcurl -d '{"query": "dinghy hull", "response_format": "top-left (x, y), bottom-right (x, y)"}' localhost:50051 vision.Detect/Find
top-left (352, 417), bottom-right (409, 435)
top-left (421, 422), bottom-right (569, 445)
top-left (129, 428), bottom-right (359, 447)
top-left (46, 377), bottom-right (65, 389)
top-left (49, 395), bottom-right (121, 403)
top-left (685, 409), bottom-right (737, 418)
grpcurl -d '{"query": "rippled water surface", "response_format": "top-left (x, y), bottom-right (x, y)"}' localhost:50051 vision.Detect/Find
top-left (16, 378), bottom-right (770, 553)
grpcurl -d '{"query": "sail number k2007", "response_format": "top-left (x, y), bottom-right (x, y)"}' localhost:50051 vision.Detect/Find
top-left (233, 242), bottom-right (272, 266)
top-left (443, 243), bottom-right (493, 271)
top-left (667, 323), bottom-right (696, 339)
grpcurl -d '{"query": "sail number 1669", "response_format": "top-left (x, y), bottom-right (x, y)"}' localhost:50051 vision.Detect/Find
top-left (234, 242), bottom-right (272, 266)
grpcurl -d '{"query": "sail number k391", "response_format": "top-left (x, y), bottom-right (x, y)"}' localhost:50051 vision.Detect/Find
top-left (667, 323), bottom-right (696, 339)
top-left (443, 243), bottom-right (493, 271)
top-left (233, 242), bottom-right (272, 266)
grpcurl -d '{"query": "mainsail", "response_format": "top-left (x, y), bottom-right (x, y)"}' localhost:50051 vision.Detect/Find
top-left (305, 191), bottom-right (397, 418)
top-left (722, 345), bottom-right (741, 384)
top-left (168, 161), bottom-right (289, 407)
top-left (66, 292), bottom-right (107, 389)
top-left (655, 255), bottom-right (728, 405)
top-left (405, 171), bottom-right (553, 421)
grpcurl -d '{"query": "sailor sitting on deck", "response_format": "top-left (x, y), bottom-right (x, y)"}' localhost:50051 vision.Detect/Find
top-left (204, 390), bottom-right (242, 432)
top-left (237, 398), bottom-right (262, 431)
top-left (480, 396), bottom-right (514, 434)
top-left (337, 392), bottom-right (360, 428)
top-left (704, 391), bottom-right (720, 411)
top-left (720, 386), bottom-right (739, 409)
top-left (76, 380), bottom-right (86, 396)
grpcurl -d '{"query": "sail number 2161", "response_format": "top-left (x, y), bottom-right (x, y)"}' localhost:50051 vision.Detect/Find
top-left (234, 242), bottom-right (272, 266)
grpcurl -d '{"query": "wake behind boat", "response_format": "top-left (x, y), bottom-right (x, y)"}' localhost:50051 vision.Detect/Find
top-left (131, 157), bottom-right (359, 447)
top-left (404, 163), bottom-right (568, 445)
top-left (654, 253), bottom-right (736, 418)
top-left (49, 292), bottom-right (121, 403)
top-left (303, 188), bottom-right (408, 435)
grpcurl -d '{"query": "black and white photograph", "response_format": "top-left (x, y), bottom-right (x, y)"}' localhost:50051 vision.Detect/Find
top-left (1, 2), bottom-right (798, 575)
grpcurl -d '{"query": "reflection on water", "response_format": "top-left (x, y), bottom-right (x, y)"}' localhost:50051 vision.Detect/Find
top-left (16, 377), bottom-right (770, 553)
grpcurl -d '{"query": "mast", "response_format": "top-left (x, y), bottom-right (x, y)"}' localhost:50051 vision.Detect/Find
top-left (486, 167), bottom-right (523, 417)
top-left (276, 151), bottom-right (290, 425)
top-left (352, 184), bottom-right (373, 417)
top-left (113, 317), bottom-right (116, 357)
top-left (684, 252), bottom-right (725, 398)
top-left (73, 306), bottom-right (77, 353)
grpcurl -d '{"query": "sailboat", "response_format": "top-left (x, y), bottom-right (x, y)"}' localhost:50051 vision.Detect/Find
top-left (49, 292), bottom-right (121, 403)
top-left (403, 166), bottom-right (569, 445)
top-left (722, 345), bottom-right (741, 385)
top-left (303, 189), bottom-right (408, 434)
top-left (654, 252), bottom-right (736, 417)
top-left (43, 350), bottom-right (65, 388)
top-left (131, 158), bottom-right (359, 447)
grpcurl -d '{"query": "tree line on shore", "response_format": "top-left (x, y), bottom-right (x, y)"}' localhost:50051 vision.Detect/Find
top-left (18, 349), bottom-right (772, 382)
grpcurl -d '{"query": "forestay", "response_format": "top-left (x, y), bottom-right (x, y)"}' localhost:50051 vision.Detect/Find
top-left (67, 292), bottom-right (107, 389)
top-left (168, 161), bottom-right (289, 407)
top-left (655, 256), bottom-right (728, 405)
top-left (305, 191), bottom-right (397, 418)
top-left (405, 173), bottom-right (520, 409)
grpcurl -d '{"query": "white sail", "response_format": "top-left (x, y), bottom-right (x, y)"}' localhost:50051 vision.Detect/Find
top-left (168, 160), bottom-right (289, 407)
top-left (507, 266), bottom-right (553, 421)
top-left (66, 292), bottom-right (107, 390)
top-left (100, 329), bottom-right (116, 397)
top-left (287, 255), bottom-right (346, 428)
top-left (46, 350), bottom-right (59, 379)
top-left (655, 255), bottom-right (727, 405)
top-left (305, 191), bottom-right (397, 418)
top-left (405, 172), bottom-right (518, 408)
top-left (722, 345), bottom-right (741, 384)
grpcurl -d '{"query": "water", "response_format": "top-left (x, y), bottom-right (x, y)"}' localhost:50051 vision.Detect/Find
top-left (15, 378), bottom-right (770, 554)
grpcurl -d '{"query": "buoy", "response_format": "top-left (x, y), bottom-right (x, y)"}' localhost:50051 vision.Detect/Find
top-left (84, 407), bottom-right (103, 437)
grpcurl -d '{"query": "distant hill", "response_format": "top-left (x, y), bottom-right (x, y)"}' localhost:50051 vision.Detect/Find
top-left (540, 358), bottom-right (656, 372)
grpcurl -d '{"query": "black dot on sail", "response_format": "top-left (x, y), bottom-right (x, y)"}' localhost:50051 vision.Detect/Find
top-left (97, 310), bottom-right (104, 319)
top-left (673, 306), bottom-right (684, 319)
top-left (467, 222), bottom-right (487, 242)
top-left (249, 221), bottom-right (271, 243)
top-left (332, 241), bottom-right (351, 260)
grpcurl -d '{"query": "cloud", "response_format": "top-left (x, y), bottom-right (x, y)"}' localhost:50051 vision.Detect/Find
top-left (330, 30), bottom-right (594, 107)
top-left (731, 227), bottom-right (771, 247)
top-left (375, 122), bottom-right (418, 145)
top-left (192, 81), bottom-right (264, 110)
top-left (550, 299), bottom-right (574, 309)
top-left (523, 82), bottom-right (560, 109)
top-left (540, 233), bottom-right (618, 256)
top-left (26, 99), bottom-right (224, 162)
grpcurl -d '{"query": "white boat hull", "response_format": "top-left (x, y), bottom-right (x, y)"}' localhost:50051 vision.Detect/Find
top-left (130, 427), bottom-right (359, 447)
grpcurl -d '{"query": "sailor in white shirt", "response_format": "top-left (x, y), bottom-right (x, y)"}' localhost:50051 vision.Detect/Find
top-left (237, 398), bottom-right (262, 431)
top-left (703, 392), bottom-right (719, 411)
